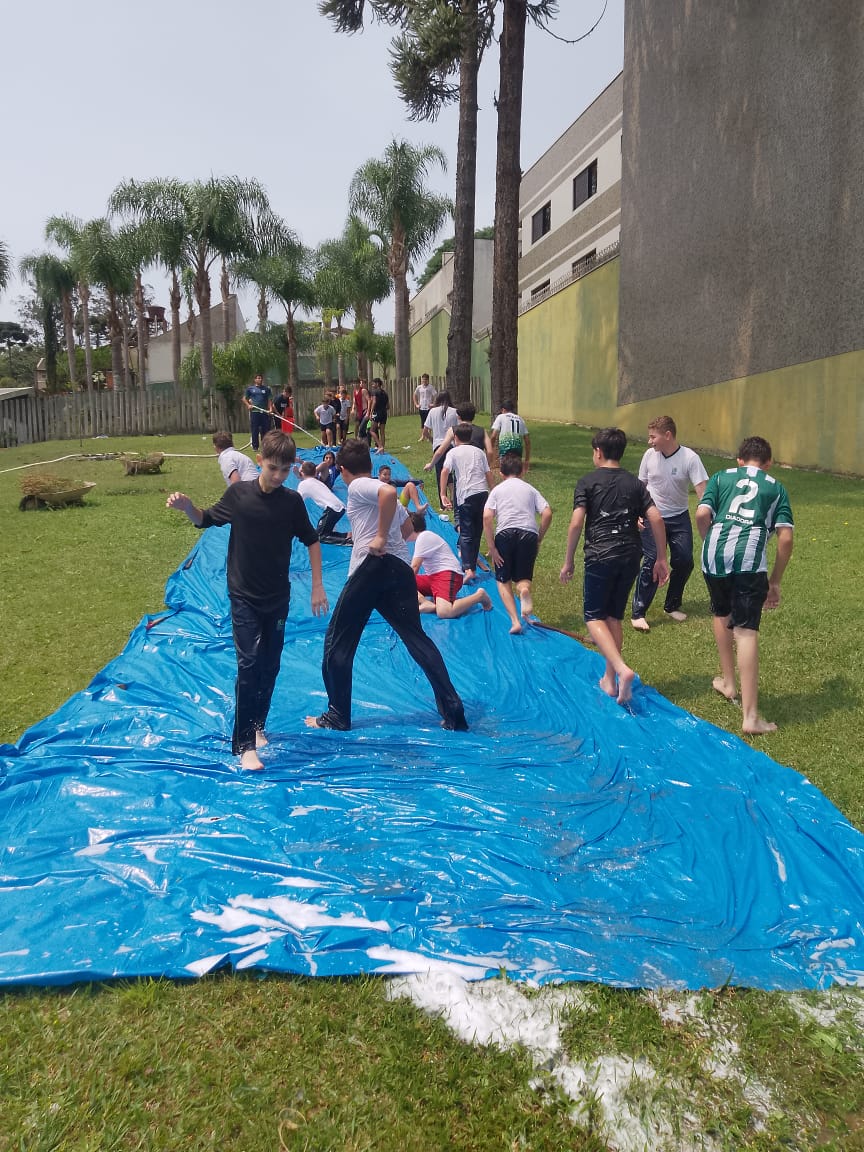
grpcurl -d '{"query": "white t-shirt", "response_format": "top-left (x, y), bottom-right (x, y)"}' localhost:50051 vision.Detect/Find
top-left (315, 403), bottom-right (335, 426)
top-left (491, 411), bottom-right (528, 450)
top-left (424, 405), bottom-right (459, 448)
top-left (414, 382), bottom-right (437, 409)
top-left (297, 475), bottom-right (345, 514)
top-left (412, 530), bottom-right (461, 576)
top-left (443, 443), bottom-right (490, 504)
top-left (638, 444), bottom-right (709, 518)
top-left (346, 476), bottom-right (410, 574)
top-left (485, 476), bottom-right (548, 535)
top-left (218, 448), bottom-right (258, 485)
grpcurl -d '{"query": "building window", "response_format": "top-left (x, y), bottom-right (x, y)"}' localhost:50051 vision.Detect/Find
top-left (531, 279), bottom-right (551, 299)
top-left (573, 160), bottom-right (598, 210)
top-left (531, 202), bottom-right (551, 243)
top-left (572, 249), bottom-right (597, 276)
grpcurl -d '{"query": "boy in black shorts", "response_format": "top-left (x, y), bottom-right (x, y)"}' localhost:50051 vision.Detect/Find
top-left (560, 428), bottom-right (669, 705)
top-left (167, 430), bottom-right (329, 771)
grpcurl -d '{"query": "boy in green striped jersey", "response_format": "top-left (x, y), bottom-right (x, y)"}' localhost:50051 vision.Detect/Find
top-left (696, 437), bottom-right (794, 735)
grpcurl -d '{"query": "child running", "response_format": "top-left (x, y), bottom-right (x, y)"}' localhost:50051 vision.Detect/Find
top-left (306, 438), bottom-right (467, 732)
top-left (696, 435), bottom-right (794, 734)
top-left (167, 430), bottom-right (328, 771)
top-left (482, 453), bottom-right (552, 634)
top-left (559, 428), bottom-right (668, 706)
top-left (407, 512), bottom-right (492, 619)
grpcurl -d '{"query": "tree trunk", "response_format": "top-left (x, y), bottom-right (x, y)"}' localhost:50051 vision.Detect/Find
top-left (108, 289), bottom-right (124, 390)
top-left (61, 290), bottom-right (77, 387)
top-left (446, 0), bottom-right (480, 406)
top-left (258, 285), bottom-right (268, 334)
top-left (286, 309), bottom-right (299, 390)
top-left (196, 263), bottom-right (213, 391)
top-left (80, 281), bottom-right (94, 398)
top-left (320, 313), bottom-right (333, 386)
top-left (490, 0), bottom-right (527, 418)
top-left (135, 270), bottom-right (148, 390)
top-left (169, 269), bottom-right (182, 394)
top-left (43, 302), bottom-right (59, 391)
top-left (221, 259), bottom-right (231, 345)
top-left (336, 314), bottom-right (346, 390)
top-left (120, 300), bottom-right (131, 388)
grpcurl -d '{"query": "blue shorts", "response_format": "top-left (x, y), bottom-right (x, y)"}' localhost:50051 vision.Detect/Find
top-left (583, 557), bottom-right (641, 622)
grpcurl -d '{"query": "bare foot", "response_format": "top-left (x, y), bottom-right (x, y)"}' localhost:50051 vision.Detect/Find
top-left (665, 610), bottom-right (688, 622)
top-left (616, 667), bottom-right (636, 705)
top-left (509, 622), bottom-right (523, 635)
top-left (463, 569), bottom-right (476, 583)
top-left (631, 617), bottom-right (650, 632)
top-left (255, 730), bottom-right (268, 748)
top-left (598, 673), bottom-right (617, 698)
top-left (520, 589), bottom-right (534, 616)
top-left (743, 717), bottom-right (778, 735)
top-left (304, 715), bottom-right (324, 729)
top-left (240, 749), bottom-right (264, 771)
top-left (712, 675), bottom-right (739, 703)
top-left (480, 590), bottom-right (493, 611)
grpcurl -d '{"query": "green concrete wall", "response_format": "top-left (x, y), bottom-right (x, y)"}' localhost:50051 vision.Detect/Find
top-left (518, 258), bottom-right (620, 427)
top-left (409, 308), bottom-right (491, 410)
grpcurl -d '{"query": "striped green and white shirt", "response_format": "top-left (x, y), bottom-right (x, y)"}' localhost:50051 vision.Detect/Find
top-left (699, 465), bottom-right (794, 576)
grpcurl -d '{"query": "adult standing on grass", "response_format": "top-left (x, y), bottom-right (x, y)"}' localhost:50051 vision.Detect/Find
top-left (306, 437), bottom-right (467, 733)
top-left (560, 428), bottom-right (668, 706)
top-left (696, 436), bottom-right (793, 735)
top-left (243, 371), bottom-right (273, 451)
top-left (167, 430), bottom-right (328, 772)
top-left (631, 416), bottom-right (709, 632)
top-left (414, 373), bottom-right (437, 441)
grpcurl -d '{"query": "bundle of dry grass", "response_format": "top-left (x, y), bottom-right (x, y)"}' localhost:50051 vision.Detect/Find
top-left (19, 473), bottom-right (96, 510)
top-left (121, 452), bottom-right (165, 475)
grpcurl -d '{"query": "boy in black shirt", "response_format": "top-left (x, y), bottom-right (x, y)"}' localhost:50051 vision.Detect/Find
top-left (167, 430), bottom-right (329, 770)
top-left (560, 428), bottom-right (669, 705)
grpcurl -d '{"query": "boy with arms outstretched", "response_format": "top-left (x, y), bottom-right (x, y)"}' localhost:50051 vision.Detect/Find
top-left (167, 430), bottom-right (328, 771)
top-left (560, 428), bottom-right (669, 706)
top-left (696, 436), bottom-right (793, 735)
top-left (306, 438), bottom-right (467, 732)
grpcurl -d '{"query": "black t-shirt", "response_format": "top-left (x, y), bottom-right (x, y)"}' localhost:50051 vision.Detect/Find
top-left (273, 394), bottom-right (293, 416)
top-left (199, 480), bottom-right (317, 614)
top-left (371, 388), bottom-right (389, 418)
top-left (573, 467), bottom-right (654, 563)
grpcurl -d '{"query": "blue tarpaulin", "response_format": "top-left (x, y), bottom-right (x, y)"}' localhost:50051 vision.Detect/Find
top-left (1, 452), bottom-right (863, 989)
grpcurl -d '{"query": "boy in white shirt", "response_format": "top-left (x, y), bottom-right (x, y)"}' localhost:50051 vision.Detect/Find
top-left (295, 460), bottom-right (350, 542)
top-left (440, 423), bottom-right (493, 582)
top-left (407, 512), bottom-right (492, 619)
top-left (213, 431), bottom-right (258, 485)
top-left (314, 396), bottom-right (336, 447)
top-left (306, 438), bottom-right (467, 732)
top-left (483, 454), bottom-right (552, 634)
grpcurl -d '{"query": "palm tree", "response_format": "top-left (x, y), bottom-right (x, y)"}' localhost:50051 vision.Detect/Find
top-left (78, 220), bottom-right (135, 389)
top-left (350, 139), bottom-right (452, 382)
top-left (109, 177), bottom-right (271, 392)
top-left (230, 212), bottom-right (299, 337)
top-left (0, 239), bottom-right (10, 297)
top-left (45, 215), bottom-right (95, 396)
top-left (18, 253), bottom-right (68, 391)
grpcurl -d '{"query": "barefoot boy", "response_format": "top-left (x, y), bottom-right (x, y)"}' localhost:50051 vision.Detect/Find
top-left (696, 436), bottom-right (794, 734)
top-left (167, 430), bottom-right (328, 771)
top-left (560, 428), bottom-right (669, 706)
top-left (407, 512), bottom-right (493, 619)
top-left (482, 453), bottom-right (552, 634)
top-left (306, 438), bottom-right (467, 732)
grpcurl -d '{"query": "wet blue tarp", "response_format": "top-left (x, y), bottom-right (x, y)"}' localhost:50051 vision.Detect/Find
top-left (1, 451), bottom-right (863, 989)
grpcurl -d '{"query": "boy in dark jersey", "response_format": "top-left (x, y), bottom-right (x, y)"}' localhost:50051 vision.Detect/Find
top-left (560, 428), bottom-right (669, 705)
top-left (167, 430), bottom-right (328, 771)
top-left (696, 436), bottom-right (794, 735)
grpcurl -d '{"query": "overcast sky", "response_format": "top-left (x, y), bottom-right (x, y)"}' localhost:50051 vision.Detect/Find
top-left (2, 0), bottom-right (624, 330)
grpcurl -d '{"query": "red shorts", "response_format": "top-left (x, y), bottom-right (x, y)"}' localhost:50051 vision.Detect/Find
top-left (416, 570), bottom-right (464, 603)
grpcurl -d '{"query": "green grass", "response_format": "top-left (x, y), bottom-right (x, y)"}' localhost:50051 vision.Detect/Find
top-left (1, 417), bottom-right (862, 1150)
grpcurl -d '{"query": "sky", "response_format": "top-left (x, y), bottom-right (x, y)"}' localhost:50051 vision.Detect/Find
top-left (2, 0), bottom-right (625, 331)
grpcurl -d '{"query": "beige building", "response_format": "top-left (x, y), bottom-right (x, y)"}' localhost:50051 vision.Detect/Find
top-left (147, 296), bottom-right (246, 386)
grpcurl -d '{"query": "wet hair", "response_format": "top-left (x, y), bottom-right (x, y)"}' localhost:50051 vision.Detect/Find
top-left (647, 415), bottom-right (676, 437)
top-left (435, 389), bottom-right (452, 409)
top-left (499, 452), bottom-right (524, 477)
top-left (502, 398), bottom-right (516, 412)
top-left (322, 451), bottom-right (336, 464)
top-left (339, 437), bottom-right (372, 476)
top-left (737, 436), bottom-right (772, 465)
top-left (259, 429), bottom-right (296, 466)
top-left (299, 460), bottom-right (317, 477)
top-left (212, 431), bottom-right (234, 452)
top-left (378, 464), bottom-right (392, 478)
top-left (455, 402), bottom-right (477, 422)
top-left (410, 511), bottom-right (427, 534)
top-left (591, 428), bottom-right (627, 461)
top-left (454, 422), bottom-right (474, 443)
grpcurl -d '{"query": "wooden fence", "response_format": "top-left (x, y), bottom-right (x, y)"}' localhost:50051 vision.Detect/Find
top-left (0, 376), bottom-right (488, 448)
